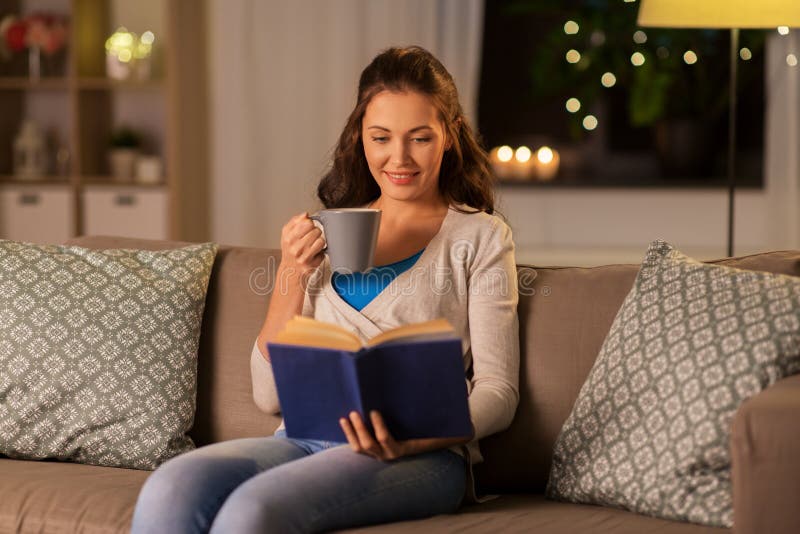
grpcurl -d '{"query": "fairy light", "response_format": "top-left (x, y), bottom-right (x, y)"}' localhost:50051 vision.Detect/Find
top-left (565, 97), bottom-right (581, 113)
top-left (582, 115), bottom-right (598, 130)
top-left (566, 49), bottom-right (581, 63)
top-left (739, 48), bottom-right (752, 61)
top-left (633, 30), bottom-right (647, 44)
top-left (788, 54), bottom-right (798, 67)
top-left (777, 26), bottom-right (790, 35)
top-left (631, 52), bottom-right (645, 66)
top-left (684, 50), bottom-right (698, 64)
top-left (601, 72), bottom-right (617, 88)
top-left (564, 20), bottom-right (579, 35)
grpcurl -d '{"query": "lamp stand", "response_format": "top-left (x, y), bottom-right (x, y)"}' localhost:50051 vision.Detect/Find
top-left (727, 28), bottom-right (739, 258)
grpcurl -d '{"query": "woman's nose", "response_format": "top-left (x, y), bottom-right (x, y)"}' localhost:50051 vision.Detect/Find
top-left (390, 140), bottom-right (411, 165)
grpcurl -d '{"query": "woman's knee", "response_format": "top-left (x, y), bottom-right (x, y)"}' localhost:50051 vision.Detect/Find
top-left (132, 447), bottom-right (263, 532)
top-left (210, 482), bottom-right (311, 534)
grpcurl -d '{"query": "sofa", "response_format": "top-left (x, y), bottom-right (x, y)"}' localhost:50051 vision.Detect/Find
top-left (1, 235), bottom-right (798, 534)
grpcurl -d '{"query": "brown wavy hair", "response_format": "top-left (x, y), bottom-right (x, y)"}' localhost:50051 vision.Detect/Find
top-left (317, 46), bottom-right (494, 214)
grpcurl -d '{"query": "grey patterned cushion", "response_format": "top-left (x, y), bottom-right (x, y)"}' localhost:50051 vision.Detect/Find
top-left (0, 239), bottom-right (217, 470)
top-left (546, 241), bottom-right (800, 527)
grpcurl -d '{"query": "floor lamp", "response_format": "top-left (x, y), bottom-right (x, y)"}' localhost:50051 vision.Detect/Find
top-left (637, 0), bottom-right (800, 257)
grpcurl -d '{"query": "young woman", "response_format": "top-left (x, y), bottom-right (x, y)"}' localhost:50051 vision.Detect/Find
top-left (132, 45), bottom-right (519, 534)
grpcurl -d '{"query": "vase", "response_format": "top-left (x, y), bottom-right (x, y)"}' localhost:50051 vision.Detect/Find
top-left (28, 46), bottom-right (41, 81)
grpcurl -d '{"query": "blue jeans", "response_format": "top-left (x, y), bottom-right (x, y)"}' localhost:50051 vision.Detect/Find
top-left (130, 430), bottom-right (467, 533)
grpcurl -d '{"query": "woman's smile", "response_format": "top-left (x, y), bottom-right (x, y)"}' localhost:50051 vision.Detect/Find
top-left (384, 170), bottom-right (420, 184)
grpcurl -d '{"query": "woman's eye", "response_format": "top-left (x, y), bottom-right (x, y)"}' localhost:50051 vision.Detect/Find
top-left (372, 137), bottom-right (389, 143)
top-left (412, 137), bottom-right (432, 143)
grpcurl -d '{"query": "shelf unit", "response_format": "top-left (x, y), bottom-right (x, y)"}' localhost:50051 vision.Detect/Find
top-left (0, 0), bottom-right (208, 243)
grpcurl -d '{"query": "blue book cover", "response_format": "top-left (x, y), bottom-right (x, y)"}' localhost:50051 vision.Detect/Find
top-left (267, 334), bottom-right (472, 442)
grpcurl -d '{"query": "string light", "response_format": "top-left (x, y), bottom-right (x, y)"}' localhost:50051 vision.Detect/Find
top-left (656, 46), bottom-right (669, 59)
top-left (601, 72), bottom-right (617, 87)
top-left (565, 98), bottom-right (581, 113)
top-left (566, 49), bottom-right (581, 63)
top-left (777, 26), bottom-right (790, 35)
top-left (631, 52), bottom-right (645, 66)
top-left (739, 48), bottom-right (752, 61)
top-left (788, 54), bottom-right (798, 67)
top-left (683, 50), bottom-right (698, 64)
top-left (564, 20), bottom-right (579, 35)
top-left (633, 30), bottom-right (647, 44)
top-left (582, 115), bottom-right (598, 130)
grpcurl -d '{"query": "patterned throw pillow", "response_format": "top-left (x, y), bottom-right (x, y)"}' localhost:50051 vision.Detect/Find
top-left (546, 241), bottom-right (800, 527)
top-left (0, 240), bottom-right (217, 470)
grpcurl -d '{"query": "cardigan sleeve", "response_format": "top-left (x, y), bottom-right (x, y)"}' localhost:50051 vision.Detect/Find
top-left (250, 339), bottom-right (281, 414)
top-left (466, 219), bottom-right (520, 440)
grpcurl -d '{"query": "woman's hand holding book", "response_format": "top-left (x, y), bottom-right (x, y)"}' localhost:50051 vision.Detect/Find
top-left (339, 410), bottom-right (473, 461)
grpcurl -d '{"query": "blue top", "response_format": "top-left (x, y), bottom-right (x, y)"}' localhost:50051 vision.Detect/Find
top-left (332, 249), bottom-right (425, 311)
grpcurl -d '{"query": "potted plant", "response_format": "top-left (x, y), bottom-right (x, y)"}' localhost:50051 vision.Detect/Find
top-left (108, 126), bottom-right (142, 182)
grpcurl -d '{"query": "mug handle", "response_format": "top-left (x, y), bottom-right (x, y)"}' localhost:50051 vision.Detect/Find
top-left (308, 213), bottom-right (327, 251)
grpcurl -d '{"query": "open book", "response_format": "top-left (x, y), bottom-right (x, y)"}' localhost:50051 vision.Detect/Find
top-left (267, 317), bottom-right (472, 442)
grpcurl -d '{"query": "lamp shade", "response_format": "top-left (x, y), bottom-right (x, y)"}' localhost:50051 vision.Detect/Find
top-left (637, 0), bottom-right (800, 28)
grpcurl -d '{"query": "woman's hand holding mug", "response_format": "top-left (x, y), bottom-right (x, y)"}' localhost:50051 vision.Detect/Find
top-left (279, 212), bottom-right (326, 289)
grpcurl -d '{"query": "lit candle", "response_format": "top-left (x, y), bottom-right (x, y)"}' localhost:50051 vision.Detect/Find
top-left (490, 145), bottom-right (515, 180)
top-left (533, 146), bottom-right (560, 181)
top-left (511, 146), bottom-right (535, 179)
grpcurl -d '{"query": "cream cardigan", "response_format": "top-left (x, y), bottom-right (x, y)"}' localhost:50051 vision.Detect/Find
top-left (251, 204), bottom-right (520, 464)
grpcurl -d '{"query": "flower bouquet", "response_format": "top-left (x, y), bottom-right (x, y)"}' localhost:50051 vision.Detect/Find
top-left (0, 12), bottom-right (69, 79)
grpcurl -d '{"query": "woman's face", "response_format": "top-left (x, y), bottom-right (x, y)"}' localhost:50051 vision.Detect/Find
top-left (361, 90), bottom-right (449, 206)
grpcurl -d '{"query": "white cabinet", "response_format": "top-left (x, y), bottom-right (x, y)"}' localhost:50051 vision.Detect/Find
top-left (82, 186), bottom-right (168, 240)
top-left (0, 185), bottom-right (74, 244)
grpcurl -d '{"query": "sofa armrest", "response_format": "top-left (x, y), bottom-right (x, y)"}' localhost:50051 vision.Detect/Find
top-left (731, 374), bottom-right (800, 534)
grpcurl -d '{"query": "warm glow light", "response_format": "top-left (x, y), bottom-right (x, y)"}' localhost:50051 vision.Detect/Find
top-left (633, 30), bottom-right (648, 43)
top-left (788, 54), bottom-right (799, 67)
top-left (683, 50), bottom-right (698, 64)
top-left (565, 97), bottom-right (581, 113)
top-left (582, 115), bottom-right (598, 130)
top-left (564, 20), bottom-right (579, 34)
top-left (515, 146), bottom-right (532, 163)
top-left (566, 49), bottom-right (581, 63)
top-left (497, 145), bottom-right (513, 162)
top-left (105, 27), bottom-right (154, 62)
top-left (778, 26), bottom-right (790, 35)
top-left (739, 47), bottom-right (752, 60)
top-left (656, 46), bottom-right (669, 59)
top-left (536, 146), bottom-right (554, 164)
top-left (601, 72), bottom-right (617, 87)
top-left (631, 52), bottom-right (645, 66)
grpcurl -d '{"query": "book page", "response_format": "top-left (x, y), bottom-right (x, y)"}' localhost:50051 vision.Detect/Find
top-left (365, 318), bottom-right (456, 348)
top-left (273, 316), bottom-right (361, 352)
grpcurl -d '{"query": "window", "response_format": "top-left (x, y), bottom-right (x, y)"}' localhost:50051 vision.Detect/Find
top-left (478, 0), bottom-right (765, 188)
